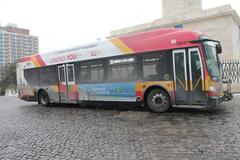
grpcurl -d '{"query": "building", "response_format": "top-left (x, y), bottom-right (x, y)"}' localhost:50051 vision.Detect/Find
top-left (109, 0), bottom-right (240, 60)
top-left (0, 23), bottom-right (39, 66)
top-left (0, 23), bottom-right (39, 81)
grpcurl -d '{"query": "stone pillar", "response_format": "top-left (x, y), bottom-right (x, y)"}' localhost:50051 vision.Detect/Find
top-left (162, 0), bottom-right (203, 18)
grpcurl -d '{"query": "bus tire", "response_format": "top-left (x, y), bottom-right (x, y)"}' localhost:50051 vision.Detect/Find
top-left (146, 88), bottom-right (170, 113)
top-left (38, 90), bottom-right (49, 107)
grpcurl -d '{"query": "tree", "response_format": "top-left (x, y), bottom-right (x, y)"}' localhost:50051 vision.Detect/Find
top-left (0, 63), bottom-right (17, 95)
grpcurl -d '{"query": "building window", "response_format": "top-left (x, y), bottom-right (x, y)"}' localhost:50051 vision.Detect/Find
top-left (174, 24), bottom-right (183, 29)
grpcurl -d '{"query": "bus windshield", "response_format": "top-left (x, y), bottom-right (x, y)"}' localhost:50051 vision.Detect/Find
top-left (203, 41), bottom-right (222, 81)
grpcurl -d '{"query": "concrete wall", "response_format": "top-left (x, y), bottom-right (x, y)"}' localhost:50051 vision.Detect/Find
top-left (5, 89), bottom-right (17, 96)
top-left (183, 15), bottom-right (235, 59)
top-left (223, 84), bottom-right (240, 93)
top-left (162, 0), bottom-right (202, 18)
top-left (109, 5), bottom-right (240, 60)
top-left (231, 17), bottom-right (240, 58)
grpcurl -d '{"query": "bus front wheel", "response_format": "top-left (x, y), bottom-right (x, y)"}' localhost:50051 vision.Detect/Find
top-left (38, 90), bottom-right (49, 107)
top-left (146, 89), bottom-right (170, 113)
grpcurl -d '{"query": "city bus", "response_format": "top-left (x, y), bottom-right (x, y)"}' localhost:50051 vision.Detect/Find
top-left (17, 28), bottom-right (230, 112)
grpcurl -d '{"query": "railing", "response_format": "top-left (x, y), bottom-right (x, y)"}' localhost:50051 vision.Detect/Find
top-left (222, 60), bottom-right (240, 84)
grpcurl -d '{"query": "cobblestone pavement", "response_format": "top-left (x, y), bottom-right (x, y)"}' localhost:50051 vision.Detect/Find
top-left (0, 96), bottom-right (240, 160)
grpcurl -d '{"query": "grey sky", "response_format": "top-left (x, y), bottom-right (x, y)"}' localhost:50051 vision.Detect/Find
top-left (0, 0), bottom-right (239, 53)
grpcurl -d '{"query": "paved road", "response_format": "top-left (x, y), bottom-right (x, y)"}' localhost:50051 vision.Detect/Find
top-left (0, 96), bottom-right (240, 160)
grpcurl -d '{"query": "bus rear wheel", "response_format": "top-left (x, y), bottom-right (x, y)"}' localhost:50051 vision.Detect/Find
top-left (38, 90), bottom-right (49, 107)
top-left (146, 89), bottom-right (170, 113)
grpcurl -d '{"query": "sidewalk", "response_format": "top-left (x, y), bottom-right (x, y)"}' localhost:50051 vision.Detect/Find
top-left (223, 84), bottom-right (240, 94)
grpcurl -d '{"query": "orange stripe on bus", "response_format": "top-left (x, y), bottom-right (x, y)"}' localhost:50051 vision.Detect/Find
top-left (31, 56), bottom-right (41, 67)
top-left (190, 80), bottom-right (193, 91)
top-left (135, 81), bottom-right (174, 92)
top-left (193, 77), bottom-right (201, 91)
top-left (185, 80), bottom-right (188, 91)
top-left (202, 80), bottom-right (205, 91)
top-left (111, 38), bottom-right (134, 54)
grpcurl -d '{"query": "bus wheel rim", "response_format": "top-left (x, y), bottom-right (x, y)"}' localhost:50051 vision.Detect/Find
top-left (151, 93), bottom-right (167, 109)
top-left (41, 94), bottom-right (47, 104)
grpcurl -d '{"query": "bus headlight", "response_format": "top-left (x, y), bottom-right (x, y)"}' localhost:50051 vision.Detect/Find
top-left (209, 85), bottom-right (216, 92)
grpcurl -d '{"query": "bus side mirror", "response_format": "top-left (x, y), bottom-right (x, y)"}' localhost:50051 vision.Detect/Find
top-left (216, 44), bottom-right (222, 54)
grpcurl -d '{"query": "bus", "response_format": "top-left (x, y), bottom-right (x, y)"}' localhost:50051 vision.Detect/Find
top-left (17, 28), bottom-right (231, 112)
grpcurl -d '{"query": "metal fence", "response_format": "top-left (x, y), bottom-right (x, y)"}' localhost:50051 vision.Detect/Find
top-left (222, 60), bottom-right (240, 84)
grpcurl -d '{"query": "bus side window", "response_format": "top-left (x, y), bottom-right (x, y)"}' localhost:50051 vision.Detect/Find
top-left (79, 64), bottom-right (89, 83)
top-left (142, 51), bottom-right (171, 81)
top-left (89, 62), bottom-right (104, 82)
top-left (39, 66), bottom-right (57, 86)
top-left (108, 57), bottom-right (138, 82)
top-left (24, 68), bottom-right (39, 86)
top-left (77, 61), bottom-right (105, 83)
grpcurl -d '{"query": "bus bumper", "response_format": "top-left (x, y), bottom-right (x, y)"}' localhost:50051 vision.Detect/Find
top-left (206, 89), bottom-right (233, 108)
top-left (18, 94), bottom-right (36, 102)
top-left (206, 97), bottom-right (223, 108)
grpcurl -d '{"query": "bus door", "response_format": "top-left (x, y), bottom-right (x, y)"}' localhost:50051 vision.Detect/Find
top-left (173, 49), bottom-right (188, 104)
top-left (187, 48), bottom-right (205, 105)
top-left (172, 48), bottom-right (204, 105)
top-left (58, 64), bottom-right (77, 103)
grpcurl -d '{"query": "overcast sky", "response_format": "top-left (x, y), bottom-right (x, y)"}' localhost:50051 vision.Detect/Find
top-left (0, 0), bottom-right (240, 53)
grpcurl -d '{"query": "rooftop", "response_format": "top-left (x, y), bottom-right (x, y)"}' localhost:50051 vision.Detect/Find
top-left (0, 24), bottom-right (30, 35)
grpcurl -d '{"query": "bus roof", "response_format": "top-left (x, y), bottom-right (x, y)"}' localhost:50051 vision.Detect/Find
top-left (18, 28), bottom-right (202, 69)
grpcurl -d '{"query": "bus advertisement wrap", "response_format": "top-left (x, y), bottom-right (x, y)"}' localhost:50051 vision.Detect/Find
top-left (17, 28), bottom-right (232, 112)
